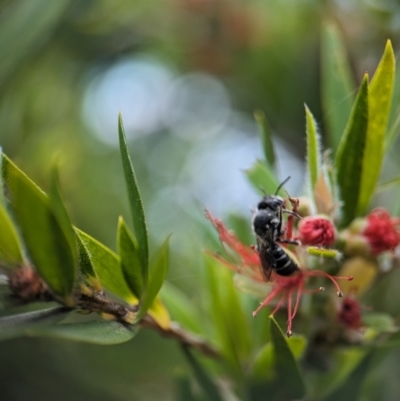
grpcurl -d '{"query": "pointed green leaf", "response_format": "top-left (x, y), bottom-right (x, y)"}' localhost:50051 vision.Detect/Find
top-left (357, 40), bottom-right (395, 215)
top-left (74, 229), bottom-right (102, 292)
top-left (335, 74), bottom-right (369, 226)
top-left (253, 335), bottom-right (306, 380)
top-left (0, 307), bottom-right (71, 342)
top-left (76, 229), bottom-right (136, 304)
top-left (28, 320), bottom-right (138, 345)
top-left (252, 343), bottom-right (274, 380)
top-left (254, 110), bottom-right (276, 169)
top-left (118, 113), bottom-right (149, 275)
top-left (4, 157), bottom-right (76, 303)
top-left (181, 346), bottom-right (224, 401)
top-left (269, 316), bottom-right (306, 399)
top-left (321, 22), bottom-right (355, 154)
top-left (246, 160), bottom-right (280, 196)
top-left (0, 203), bottom-right (24, 268)
top-left (305, 104), bottom-right (321, 193)
top-left (138, 235), bottom-right (170, 319)
top-left (117, 216), bottom-right (145, 299)
top-left (49, 168), bottom-right (78, 279)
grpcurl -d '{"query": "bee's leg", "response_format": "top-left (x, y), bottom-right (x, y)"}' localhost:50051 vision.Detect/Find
top-left (284, 192), bottom-right (300, 241)
top-left (278, 239), bottom-right (300, 246)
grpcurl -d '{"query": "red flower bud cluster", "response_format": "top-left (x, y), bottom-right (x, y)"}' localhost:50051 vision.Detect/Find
top-left (298, 216), bottom-right (336, 247)
top-left (363, 208), bottom-right (400, 255)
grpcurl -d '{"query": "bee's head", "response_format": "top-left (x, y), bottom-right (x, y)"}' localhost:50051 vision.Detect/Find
top-left (257, 195), bottom-right (284, 212)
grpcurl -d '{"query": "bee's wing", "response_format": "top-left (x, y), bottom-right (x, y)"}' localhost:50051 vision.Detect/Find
top-left (257, 237), bottom-right (275, 282)
top-left (233, 273), bottom-right (272, 298)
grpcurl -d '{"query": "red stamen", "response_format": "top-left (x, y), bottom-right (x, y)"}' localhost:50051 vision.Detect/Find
top-left (252, 286), bottom-right (282, 317)
top-left (271, 294), bottom-right (285, 316)
top-left (306, 270), bottom-right (353, 297)
top-left (286, 287), bottom-right (294, 336)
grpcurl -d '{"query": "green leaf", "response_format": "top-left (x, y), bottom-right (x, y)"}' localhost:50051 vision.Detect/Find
top-left (245, 160), bottom-right (280, 196)
top-left (118, 113), bottom-right (149, 276)
top-left (117, 216), bottom-right (145, 299)
top-left (269, 316), bottom-right (306, 399)
top-left (305, 104), bottom-right (321, 193)
top-left (49, 168), bottom-right (78, 281)
top-left (74, 229), bottom-right (102, 292)
top-left (252, 343), bottom-right (274, 380)
top-left (321, 22), bottom-right (355, 154)
top-left (138, 235), bottom-right (170, 319)
top-left (160, 282), bottom-right (203, 334)
top-left (335, 74), bottom-right (369, 227)
top-left (29, 320), bottom-right (138, 345)
top-left (75, 229), bottom-right (136, 304)
top-left (254, 110), bottom-right (276, 169)
top-left (0, 307), bottom-right (71, 342)
top-left (252, 335), bottom-right (306, 380)
top-left (357, 40), bottom-right (395, 215)
top-left (181, 345), bottom-right (224, 401)
top-left (0, 203), bottom-right (24, 268)
top-left (4, 156), bottom-right (76, 303)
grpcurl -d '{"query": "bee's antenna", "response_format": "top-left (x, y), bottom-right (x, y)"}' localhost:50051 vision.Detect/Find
top-left (258, 186), bottom-right (266, 196)
top-left (275, 176), bottom-right (291, 195)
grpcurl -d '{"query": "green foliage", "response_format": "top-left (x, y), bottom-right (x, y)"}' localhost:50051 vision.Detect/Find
top-left (357, 41), bottom-right (395, 215)
top-left (3, 155), bottom-right (77, 304)
top-left (31, 320), bottom-right (138, 345)
top-left (118, 113), bottom-right (149, 277)
top-left (76, 229), bottom-right (136, 304)
top-left (138, 235), bottom-right (170, 319)
top-left (305, 104), bottom-right (321, 194)
top-left (0, 203), bottom-right (24, 268)
top-left (321, 22), bottom-right (355, 154)
top-left (254, 110), bottom-right (276, 170)
top-left (246, 160), bottom-right (280, 196)
top-left (269, 317), bottom-right (306, 399)
top-left (335, 74), bottom-right (369, 226)
top-left (117, 216), bottom-right (145, 299)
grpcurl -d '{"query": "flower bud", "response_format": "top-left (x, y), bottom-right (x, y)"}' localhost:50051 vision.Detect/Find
top-left (298, 215), bottom-right (336, 246)
top-left (362, 208), bottom-right (400, 255)
top-left (337, 295), bottom-right (362, 330)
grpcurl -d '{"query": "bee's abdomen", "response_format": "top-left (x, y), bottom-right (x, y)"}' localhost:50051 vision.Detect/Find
top-left (271, 245), bottom-right (298, 276)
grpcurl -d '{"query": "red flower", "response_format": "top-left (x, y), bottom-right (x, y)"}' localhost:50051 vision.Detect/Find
top-left (363, 208), bottom-right (400, 255)
top-left (337, 295), bottom-right (362, 330)
top-left (206, 210), bottom-right (352, 336)
top-left (298, 216), bottom-right (336, 247)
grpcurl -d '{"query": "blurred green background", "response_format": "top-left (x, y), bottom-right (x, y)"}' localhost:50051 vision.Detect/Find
top-left (1, 0), bottom-right (400, 399)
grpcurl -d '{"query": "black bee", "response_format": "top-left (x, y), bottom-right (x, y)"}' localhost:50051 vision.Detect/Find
top-left (252, 177), bottom-right (301, 280)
